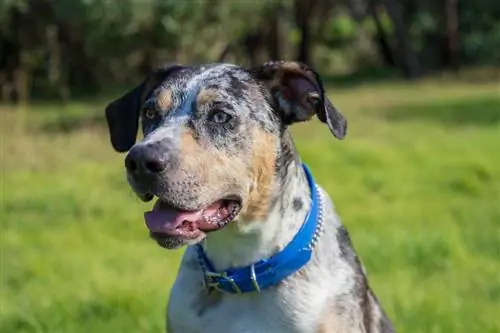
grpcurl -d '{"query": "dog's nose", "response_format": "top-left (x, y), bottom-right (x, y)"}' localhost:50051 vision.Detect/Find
top-left (125, 144), bottom-right (167, 175)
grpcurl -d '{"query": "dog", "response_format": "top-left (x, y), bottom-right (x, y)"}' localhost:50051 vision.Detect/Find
top-left (104, 61), bottom-right (395, 333)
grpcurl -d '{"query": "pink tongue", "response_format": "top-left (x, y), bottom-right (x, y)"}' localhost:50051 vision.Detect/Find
top-left (144, 209), bottom-right (202, 232)
top-left (144, 202), bottom-right (222, 233)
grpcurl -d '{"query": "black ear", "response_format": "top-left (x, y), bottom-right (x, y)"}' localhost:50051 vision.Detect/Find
top-left (104, 64), bottom-right (185, 152)
top-left (251, 61), bottom-right (347, 139)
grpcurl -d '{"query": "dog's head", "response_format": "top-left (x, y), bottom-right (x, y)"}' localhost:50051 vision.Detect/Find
top-left (105, 61), bottom-right (346, 249)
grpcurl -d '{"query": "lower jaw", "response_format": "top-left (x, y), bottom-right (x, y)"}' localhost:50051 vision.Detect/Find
top-left (150, 219), bottom-right (235, 250)
top-left (151, 232), bottom-right (205, 249)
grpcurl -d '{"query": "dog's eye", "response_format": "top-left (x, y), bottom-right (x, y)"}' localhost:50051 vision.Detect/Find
top-left (307, 93), bottom-right (321, 109)
top-left (143, 108), bottom-right (157, 120)
top-left (209, 110), bottom-right (231, 124)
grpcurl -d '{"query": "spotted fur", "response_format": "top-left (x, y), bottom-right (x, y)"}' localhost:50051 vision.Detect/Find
top-left (105, 61), bottom-right (395, 333)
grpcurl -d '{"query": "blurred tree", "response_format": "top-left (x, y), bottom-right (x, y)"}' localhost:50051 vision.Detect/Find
top-left (0, 0), bottom-right (498, 103)
top-left (445, 0), bottom-right (460, 71)
top-left (265, 0), bottom-right (283, 61)
top-left (380, 0), bottom-right (422, 78)
top-left (459, 0), bottom-right (500, 65)
top-left (368, 1), bottom-right (395, 67)
top-left (294, 0), bottom-right (318, 65)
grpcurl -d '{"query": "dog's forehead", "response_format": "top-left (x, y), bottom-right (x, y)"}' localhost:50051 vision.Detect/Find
top-left (143, 63), bottom-right (278, 133)
top-left (162, 64), bottom-right (252, 101)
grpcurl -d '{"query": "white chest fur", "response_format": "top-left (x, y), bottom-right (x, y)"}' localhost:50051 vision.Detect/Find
top-left (167, 249), bottom-right (332, 333)
top-left (166, 185), bottom-right (363, 333)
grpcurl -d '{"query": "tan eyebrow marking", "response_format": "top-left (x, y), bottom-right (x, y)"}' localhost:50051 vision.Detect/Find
top-left (157, 88), bottom-right (174, 111)
top-left (196, 88), bottom-right (219, 109)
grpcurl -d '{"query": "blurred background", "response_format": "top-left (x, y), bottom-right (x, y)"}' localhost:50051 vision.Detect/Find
top-left (1, 0), bottom-right (499, 332)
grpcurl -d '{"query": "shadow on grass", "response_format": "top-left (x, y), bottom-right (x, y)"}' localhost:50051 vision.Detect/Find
top-left (322, 67), bottom-right (400, 88)
top-left (1, 99), bottom-right (108, 134)
top-left (323, 66), bottom-right (500, 90)
top-left (381, 96), bottom-right (500, 126)
top-left (39, 113), bottom-right (106, 133)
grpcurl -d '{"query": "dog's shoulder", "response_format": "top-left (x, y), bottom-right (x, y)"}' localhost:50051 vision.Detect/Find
top-left (311, 187), bottom-right (396, 333)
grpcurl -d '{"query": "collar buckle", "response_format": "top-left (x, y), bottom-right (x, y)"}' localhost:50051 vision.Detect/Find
top-left (204, 271), bottom-right (242, 294)
top-left (202, 265), bottom-right (261, 293)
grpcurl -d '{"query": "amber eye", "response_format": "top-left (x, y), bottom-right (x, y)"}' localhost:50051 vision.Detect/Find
top-left (143, 108), bottom-right (157, 120)
top-left (209, 110), bottom-right (231, 124)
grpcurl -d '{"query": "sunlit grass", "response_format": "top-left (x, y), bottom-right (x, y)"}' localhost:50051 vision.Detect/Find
top-left (1, 76), bottom-right (499, 332)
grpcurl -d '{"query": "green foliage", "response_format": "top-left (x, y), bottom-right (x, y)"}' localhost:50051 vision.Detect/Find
top-left (2, 77), bottom-right (500, 333)
top-left (409, 10), bottom-right (439, 52)
top-left (361, 11), bottom-right (393, 37)
top-left (460, 0), bottom-right (500, 65)
top-left (1, 0), bottom-right (499, 98)
top-left (323, 14), bottom-right (358, 49)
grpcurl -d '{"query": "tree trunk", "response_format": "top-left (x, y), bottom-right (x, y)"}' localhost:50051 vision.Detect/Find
top-left (369, 1), bottom-right (395, 67)
top-left (0, 29), bottom-right (20, 102)
top-left (445, 0), bottom-right (460, 71)
top-left (382, 0), bottom-right (421, 78)
top-left (294, 0), bottom-right (318, 65)
top-left (243, 31), bottom-right (263, 68)
top-left (46, 24), bottom-right (70, 100)
top-left (266, 1), bottom-right (282, 61)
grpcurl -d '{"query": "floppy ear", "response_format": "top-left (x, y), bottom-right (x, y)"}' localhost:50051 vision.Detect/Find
top-left (251, 61), bottom-right (347, 139)
top-left (104, 64), bottom-right (185, 152)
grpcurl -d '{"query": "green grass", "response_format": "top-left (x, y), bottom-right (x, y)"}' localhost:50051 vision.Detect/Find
top-left (1, 76), bottom-right (500, 333)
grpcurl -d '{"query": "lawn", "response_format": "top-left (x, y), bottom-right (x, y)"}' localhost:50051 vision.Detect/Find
top-left (1, 74), bottom-right (499, 333)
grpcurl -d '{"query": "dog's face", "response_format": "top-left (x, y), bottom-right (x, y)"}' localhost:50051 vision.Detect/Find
top-left (105, 61), bottom-right (346, 249)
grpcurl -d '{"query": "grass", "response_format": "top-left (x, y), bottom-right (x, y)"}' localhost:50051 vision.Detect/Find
top-left (1, 75), bottom-right (500, 333)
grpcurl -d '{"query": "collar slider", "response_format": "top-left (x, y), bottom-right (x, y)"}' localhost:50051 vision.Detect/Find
top-left (250, 264), bottom-right (261, 292)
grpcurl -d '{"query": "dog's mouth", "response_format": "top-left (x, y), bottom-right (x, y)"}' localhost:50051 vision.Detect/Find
top-left (144, 197), bottom-right (242, 242)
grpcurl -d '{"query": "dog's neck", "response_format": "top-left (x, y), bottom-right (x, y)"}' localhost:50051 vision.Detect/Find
top-left (200, 137), bottom-right (311, 272)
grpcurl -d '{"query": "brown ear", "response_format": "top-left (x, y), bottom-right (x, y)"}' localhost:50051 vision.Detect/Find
top-left (104, 64), bottom-right (185, 152)
top-left (251, 61), bottom-right (347, 140)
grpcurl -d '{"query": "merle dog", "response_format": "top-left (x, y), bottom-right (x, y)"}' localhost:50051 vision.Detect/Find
top-left (105, 61), bottom-right (395, 333)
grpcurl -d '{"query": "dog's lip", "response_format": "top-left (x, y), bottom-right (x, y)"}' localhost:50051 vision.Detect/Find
top-left (139, 192), bottom-right (154, 202)
top-left (144, 196), bottom-right (242, 239)
top-left (152, 195), bottom-right (242, 213)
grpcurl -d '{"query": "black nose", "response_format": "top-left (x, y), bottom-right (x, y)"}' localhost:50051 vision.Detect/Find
top-left (125, 144), bottom-right (167, 175)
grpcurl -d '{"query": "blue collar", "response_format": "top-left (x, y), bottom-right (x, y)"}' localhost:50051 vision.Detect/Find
top-left (195, 163), bottom-right (323, 294)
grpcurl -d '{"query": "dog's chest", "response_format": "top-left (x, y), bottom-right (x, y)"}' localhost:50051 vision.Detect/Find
top-left (168, 290), bottom-right (292, 332)
top-left (167, 266), bottom-right (326, 333)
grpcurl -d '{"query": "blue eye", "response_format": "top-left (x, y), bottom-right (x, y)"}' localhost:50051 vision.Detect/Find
top-left (209, 110), bottom-right (231, 124)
